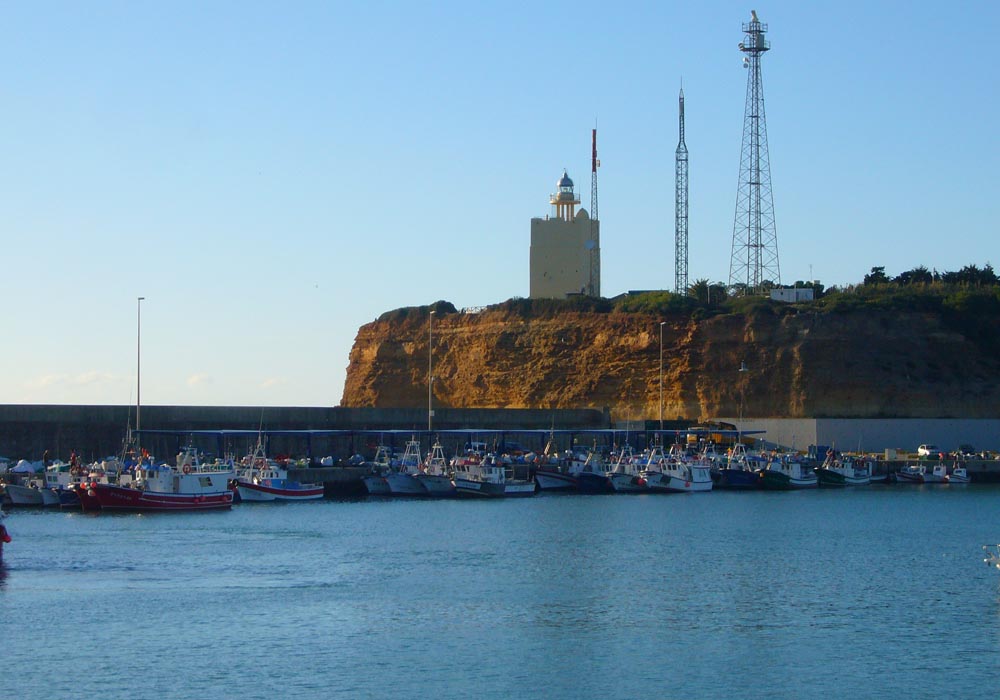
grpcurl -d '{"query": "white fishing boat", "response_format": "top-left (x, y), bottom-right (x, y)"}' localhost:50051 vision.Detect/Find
top-left (3, 479), bottom-right (46, 506)
top-left (946, 463), bottom-right (971, 484)
top-left (639, 445), bottom-right (670, 491)
top-left (757, 454), bottom-right (817, 490)
top-left (895, 464), bottom-right (926, 484)
top-left (384, 439), bottom-right (427, 496)
top-left (815, 452), bottom-right (872, 487)
top-left (575, 449), bottom-right (613, 493)
top-left (235, 439), bottom-right (324, 502)
top-left (502, 456), bottom-right (537, 497)
top-left (453, 453), bottom-right (507, 498)
top-left (923, 464), bottom-right (949, 484)
top-left (607, 446), bottom-right (648, 493)
top-left (533, 434), bottom-right (582, 491)
top-left (362, 445), bottom-right (393, 495)
top-left (648, 444), bottom-right (713, 493)
top-left (416, 442), bottom-right (456, 497)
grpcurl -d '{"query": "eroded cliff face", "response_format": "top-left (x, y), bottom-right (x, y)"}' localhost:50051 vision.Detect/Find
top-left (340, 308), bottom-right (1000, 419)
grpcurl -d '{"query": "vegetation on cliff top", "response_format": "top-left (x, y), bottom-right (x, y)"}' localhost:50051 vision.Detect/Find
top-left (375, 263), bottom-right (1000, 345)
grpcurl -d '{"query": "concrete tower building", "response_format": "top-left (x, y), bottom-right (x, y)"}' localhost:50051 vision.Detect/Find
top-left (529, 171), bottom-right (601, 299)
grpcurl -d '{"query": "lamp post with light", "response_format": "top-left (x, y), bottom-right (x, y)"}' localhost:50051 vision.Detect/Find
top-left (738, 360), bottom-right (749, 442)
top-left (428, 310), bottom-right (435, 433)
top-left (659, 322), bottom-right (666, 434)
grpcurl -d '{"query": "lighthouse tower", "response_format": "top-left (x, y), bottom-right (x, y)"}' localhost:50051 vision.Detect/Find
top-left (529, 170), bottom-right (600, 299)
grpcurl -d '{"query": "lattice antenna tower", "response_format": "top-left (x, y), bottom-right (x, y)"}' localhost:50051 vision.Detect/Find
top-left (675, 83), bottom-right (689, 295)
top-left (728, 10), bottom-right (780, 294)
top-left (589, 126), bottom-right (600, 296)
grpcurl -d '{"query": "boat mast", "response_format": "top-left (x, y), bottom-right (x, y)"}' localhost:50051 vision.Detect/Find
top-left (137, 296), bottom-right (145, 435)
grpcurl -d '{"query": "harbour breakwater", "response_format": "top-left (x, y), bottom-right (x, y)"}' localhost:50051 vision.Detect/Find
top-left (0, 404), bottom-right (607, 464)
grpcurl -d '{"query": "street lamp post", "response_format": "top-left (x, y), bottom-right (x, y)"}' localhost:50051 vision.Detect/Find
top-left (738, 360), bottom-right (749, 441)
top-left (659, 321), bottom-right (666, 434)
top-left (137, 296), bottom-right (145, 433)
top-left (428, 310), bottom-right (435, 433)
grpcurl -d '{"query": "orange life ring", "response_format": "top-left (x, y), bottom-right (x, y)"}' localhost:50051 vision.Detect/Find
top-left (183, 465), bottom-right (191, 474)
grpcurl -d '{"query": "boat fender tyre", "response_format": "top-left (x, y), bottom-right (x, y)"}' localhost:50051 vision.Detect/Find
top-left (183, 466), bottom-right (191, 474)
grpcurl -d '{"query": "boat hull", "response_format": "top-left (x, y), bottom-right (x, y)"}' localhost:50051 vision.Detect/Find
top-left (712, 468), bottom-right (759, 490)
top-left (576, 472), bottom-right (613, 494)
top-left (646, 472), bottom-right (680, 493)
top-left (385, 473), bottom-right (427, 496)
top-left (504, 481), bottom-right (537, 497)
top-left (648, 473), bottom-right (713, 493)
top-left (39, 488), bottom-right (62, 506)
top-left (757, 471), bottom-right (818, 490)
top-left (363, 475), bottom-right (391, 495)
top-left (816, 469), bottom-right (870, 487)
top-left (58, 488), bottom-right (82, 508)
top-left (416, 474), bottom-right (456, 497)
top-left (534, 468), bottom-right (578, 491)
top-left (236, 481), bottom-right (324, 502)
top-left (608, 473), bottom-right (647, 492)
top-left (454, 477), bottom-right (505, 498)
top-left (89, 483), bottom-right (233, 511)
top-left (4, 483), bottom-right (45, 506)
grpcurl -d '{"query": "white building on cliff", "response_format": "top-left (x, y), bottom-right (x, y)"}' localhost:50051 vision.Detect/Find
top-left (529, 171), bottom-right (600, 299)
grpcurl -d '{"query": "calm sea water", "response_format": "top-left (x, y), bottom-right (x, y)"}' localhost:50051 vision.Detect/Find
top-left (2, 487), bottom-right (999, 700)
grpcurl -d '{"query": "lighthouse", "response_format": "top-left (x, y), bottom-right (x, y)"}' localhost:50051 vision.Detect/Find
top-left (529, 170), bottom-right (600, 299)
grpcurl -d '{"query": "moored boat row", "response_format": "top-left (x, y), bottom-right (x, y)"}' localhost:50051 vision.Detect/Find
top-left (2, 442), bottom-right (981, 512)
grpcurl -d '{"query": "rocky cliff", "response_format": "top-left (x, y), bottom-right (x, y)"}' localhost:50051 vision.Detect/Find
top-left (340, 305), bottom-right (1000, 419)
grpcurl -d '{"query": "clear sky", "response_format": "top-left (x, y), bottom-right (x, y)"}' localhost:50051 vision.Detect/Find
top-left (2, 1), bottom-right (997, 407)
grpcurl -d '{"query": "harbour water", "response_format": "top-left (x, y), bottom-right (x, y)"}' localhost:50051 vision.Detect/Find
top-left (2, 487), bottom-right (999, 699)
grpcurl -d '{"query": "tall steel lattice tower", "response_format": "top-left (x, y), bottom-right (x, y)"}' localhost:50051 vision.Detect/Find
top-left (674, 86), bottom-right (688, 295)
top-left (728, 10), bottom-right (780, 294)
top-left (589, 127), bottom-right (600, 296)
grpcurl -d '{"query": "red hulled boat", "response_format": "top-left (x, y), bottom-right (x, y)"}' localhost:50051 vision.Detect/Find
top-left (80, 447), bottom-right (235, 512)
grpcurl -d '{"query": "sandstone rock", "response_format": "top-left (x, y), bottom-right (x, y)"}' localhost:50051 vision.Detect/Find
top-left (341, 306), bottom-right (1000, 419)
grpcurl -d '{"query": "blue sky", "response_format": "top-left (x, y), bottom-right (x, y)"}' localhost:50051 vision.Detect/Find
top-left (2, 1), bottom-right (997, 407)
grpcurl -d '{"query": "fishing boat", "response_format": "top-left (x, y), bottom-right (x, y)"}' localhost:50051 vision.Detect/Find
top-left (80, 446), bottom-right (235, 512)
top-left (923, 464), bottom-right (949, 484)
top-left (895, 464), bottom-right (926, 484)
top-left (712, 443), bottom-right (763, 490)
top-left (639, 445), bottom-right (670, 491)
top-left (757, 453), bottom-right (818, 490)
top-left (384, 439), bottom-right (427, 496)
top-left (575, 450), bottom-right (613, 494)
top-left (415, 442), bottom-right (456, 497)
top-left (3, 479), bottom-right (46, 506)
top-left (947, 463), bottom-right (971, 484)
top-left (453, 453), bottom-right (507, 498)
top-left (502, 456), bottom-right (537, 497)
top-left (362, 445), bottom-right (394, 495)
top-left (533, 435), bottom-right (582, 491)
top-left (235, 440), bottom-right (324, 502)
top-left (607, 446), bottom-right (648, 493)
top-left (815, 452), bottom-right (872, 487)
top-left (648, 444), bottom-right (713, 493)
